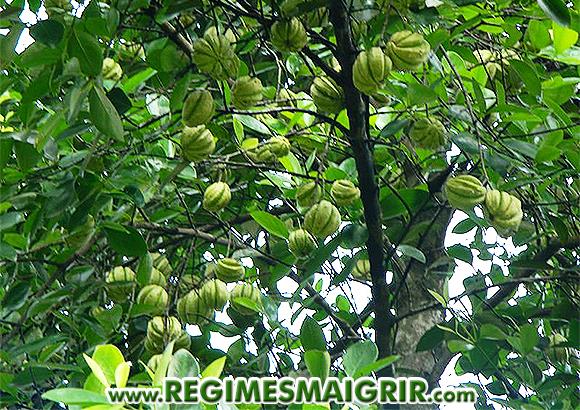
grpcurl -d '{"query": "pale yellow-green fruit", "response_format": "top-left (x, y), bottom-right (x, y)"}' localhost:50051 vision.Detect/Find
top-left (331, 179), bottom-right (361, 206)
top-left (180, 125), bottom-right (215, 162)
top-left (176, 290), bottom-right (213, 325)
top-left (144, 316), bottom-right (190, 354)
top-left (199, 279), bottom-right (229, 311)
top-left (310, 76), bottom-right (345, 113)
top-left (264, 136), bottom-right (291, 157)
top-left (105, 266), bottom-right (136, 302)
top-left (386, 31), bottom-right (430, 71)
top-left (271, 18), bottom-right (308, 52)
top-left (148, 267), bottom-right (166, 287)
top-left (136, 284), bottom-right (168, 315)
top-left (444, 175), bottom-right (487, 211)
top-left (352, 47), bottom-right (392, 95)
top-left (193, 28), bottom-right (240, 80)
top-left (304, 200), bottom-right (341, 238)
top-left (215, 258), bottom-right (245, 283)
top-left (146, 354), bottom-right (162, 373)
top-left (151, 253), bottom-right (172, 276)
top-left (230, 283), bottom-right (262, 316)
top-left (484, 190), bottom-right (523, 237)
top-left (102, 58), bottom-right (123, 81)
top-left (296, 181), bottom-right (322, 208)
top-left (232, 76), bottom-right (263, 109)
top-left (547, 334), bottom-right (570, 363)
top-left (353, 259), bottom-right (371, 280)
top-left (203, 182), bottom-right (231, 212)
top-left (409, 118), bottom-right (446, 149)
top-left (204, 26), bottom-right (236, 45)
top-left (288, 229), bottom-right (317, 258)
top-left (182, 90), bottom-right (214, 127)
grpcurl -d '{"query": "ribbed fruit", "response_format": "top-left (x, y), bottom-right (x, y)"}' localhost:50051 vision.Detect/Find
top-left (199, 279), bottom-right (229, 311)
top-left (193, 28), bottom-right (240, 80)
top-left (148, 268), bottom-right (166, 287)
top-left (145, 316), bottom-right (190, 353)
top-left (102, 58), bottom-right (123, 81)
top-left (304, 200), bottom-right (341, 238)
top-left (288, 229), bottom-right (317, 258)
top-left (409, 118), bottom-right (446, 149)
top-left (203, 182), bottom-right (231, 212)
top-left (146, 354), bottom-right (162, 373)
top-left (353, 259), bottom-right (371, 280)
top-left (352, 47), bottom-right (392, 95)
top-left (444, 175), bottom-right (487, 211)
top-left (176, 290), bottom-right (213, 325)
top-left (484, 190), bottom-right (523, 237)
top-left (181, 125), bottom-right (215, 162)
top-left (296, 181), bottom-right (322, 208)
top-left (136, 284), bottom-right (168, 315)
top-left (265, 136), bottom-right (291, 157)
top-left (271, 18), bottom-right (308, 52)
top-left (331, 179), bottom-right (361, 206)
top-left (151, 253), bottom-right (172, 276)
top-left (230, 283), bottom-right (262, 316)
top-left (215, 258), bottom-right (245, 282)
top-left (182, 90), bottom-right (214, 127)
top-left (310, 76), bottom-right (345, 113)
top-left (232, 76), bottom-right (263, 109)
top-left (105, 266), bottom-right (136, 302)
top-left (386, 31), bottom-right (430, 71)
top-left (547, 334), bottom-right (570, 362)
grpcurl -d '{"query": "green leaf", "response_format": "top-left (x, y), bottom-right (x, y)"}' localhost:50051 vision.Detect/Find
top-left (447, 244), bottom-right (473, 264)
top-left (169, 349), bottom-right (200, 378)
top-left (30, 20), bottom-right (64, 47)
top-left (343, 340), bottom-right (378, 377)
top-left (250, 210), bottom-right (289, 239)
top-left (538, 0), bottom-right (571, 27)
top-left (428, 289), bottom-right (447, 307)
top-left (104, 224), bottom-right (147, 257)
top-left (397, 244), bottom-right (426, 263)
top-left (354, 355), bottom-right (399, 378)
top-left (2, 282), bottom-right (29, 310)
top-left (90, 345), bottom-right (125, 387)
top-left (201, 356), bottom-right (226, 378)
top-left (519, 324), bottom-right (539, 354)
top-left (234, 114), bottom-right (271, 135)
top-left (304, 350), bottom-right (330, 381)
top-left (89, 85), bottom-right (124, 141)
top-left (114, 362), bottom-right (130, 388)
top-left (0, 212), bottom-right (23, 231)
top-left (153, 341), bottom-right (174, 386)
top-left (136, 252), bottom-right (153, 287)
top-left (408, 83), bottom-right (438, 106)
top-left (508, 60), bottom-right (541, 96)
top-left (300, 317), bottom-right (327, 351)
top-left (526, 20), bottom-right (552, 50)
top-left (552, 22), bottom-right (578, 54)
top-left (83, 354), bottom-right (110, 388)
top-left (68, 29), bottom-right (103, 76)
top-left (416, 326), bottom-right (445, 352)
top-left (42, 388), bottom-right (109, 405)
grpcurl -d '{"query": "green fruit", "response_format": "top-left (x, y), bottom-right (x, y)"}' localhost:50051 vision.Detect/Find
top-left (89, 306), bottom-right (106, 321)
top-left (484, 190), bottom-right (523, 237)
top-left (181, 125), bottom-right (216, 162)
top-left (102, 58), bottom-right (123, 81)
top-left (203, 182), bottom-right (231, 212)
top-left (310, 76), bottom-right (345, 113)
top-left (296, 181), bottom-right (322, 208)
top-left (176, 289), bottom-right (213, 325)
top-left (146, 354), bottom-right (162, 373)
top-left (444, 175), bottom-right (487, 211)
top-left (409, 118), bottom-right (446, 149)
top-left (280, 0), bottom-right (324, 17)
top-left (232, 76), bottom-right (263, 109)
top-left (215, 258), bottom-right (245, 282)
top-left (352, 47), bottom-right (392, 95)
top-left (386, 31), bottom-right (430, 71)
top-left (277, 88), bottom-right (296, 107)
top-left (547, 334), bottom-right (570, 363)
top-left (182, 90), bottom-right (214, 127)
top-left (204, 26), bottom-right (236, 44)
top-left (179, 273), bottom-right (203, 292)
top-left (472, 49), bottom-right (499, 81)
top-left (304, 200), bottom-right (341, 238)
top-left (271, 18), bottom-right (308, 52)
top-left (193, 28), bottom-right (240, 80)
top-left (105, 266), bottom-right (136, 302)
top-left (151, 253), bottom-right (172, 276)
top-left (264, 136), bottom-right (291, 157)
top-left (145, 316), bottom-right (190, 354)
top-left (331, 179), bottom-right (361, 206)
top-left (353, 259), bottom-right (371, 280)
top-left (148, 268), bottom-right (166, 287)
top-left (137, 285), bottom-right (168, 315)
top-left (199, 279), bottom-right (229, 311)
top-left (288, 229), bottom-right (317, 258)
top-left (230, 283), bottom-right (262, 316)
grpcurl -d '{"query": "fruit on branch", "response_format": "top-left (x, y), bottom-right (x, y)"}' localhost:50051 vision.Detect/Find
top-left (271, 18), bottom-right (308, 52)
top-left (265, 136), bottom-right (291, 157)
top-left (148, 267), bottom-right (166, 287)
top-left (483, 190), bottom-right (523, 237)
top-left (102, 58), bottom-right (123, 81)
top-left (146, 354), bottom-right (162, 373)
top-left (288, 229), bottom-right (317, 258)
top-left (352, 47), bottom-right (392, 95)
top-left (151, 253), bottom-right (172, 276)
top-left (176, 290), bottom-right (213, 325)
top-left (203, 182), bottom-right (231, 212)
top-left (353, 259), bottom-right (371, 280)
top-left (277, 88), bottom-right (297, 107)
top-left (199, 279), bottom-right (229, 311)
top-left (331, 179), bottom-right (361, 206)
top-left (386, 31), bottom-right (430, 71)
top-left (145, 316), bottom-right (190, 353)
top-left (193, 27), bottom-right (240, 80)
top-left (182, 90), bottom-right (214, 127)
top-left (137, 284), bottom-right (168, 315)
top-left (105, 266), bottom-right (136, 302)
top-left (232, 76), bottom-right (263, 109)
top-left (296, 181), bottom-right (322, 208)
top-left (547, 334), bottom-right (570, 362)
top-left (280, 0), bottom-right (325, 17)
top-left (472, 49), bottom-right (499, 80)
top-left (216, 258), bottom-right (245, 282)
top-left (66, 215), bottom-right (95, 250)
top-left (179, 273), bottom-right (203, 293)
top-left (180, 125), bottom-right (216, 162)
top-left (304, 200), bottom-right (341, 238)
top-left (444, 175), bottom-right (487, 211)
top-left (204, 26), bottom-right (236, 44)
top-left (310, 76), bottom-right (345, 113)
top-left (230, 283), bottom-right (262, 316)
top-left (409, 118), bottom-right (446, 149)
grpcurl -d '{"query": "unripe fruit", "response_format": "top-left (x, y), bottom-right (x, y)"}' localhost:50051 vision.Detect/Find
top-left (444, 175), bottom-right (487, 211)
top-left (105, 266), bottom-right (136, 302)
top-left (182, 90), bottom-right (214, 127)
top-left (145, 316), bottom-right (190, 354)
top-left (296, 181), bottom-right (322, 208)
top-left (181, 126), bottom-right (215, 162)
top-left (386, 31), bottom-right (430, 71)
top-left (304, 200), bottom-right (341, 238)
top-left (409, 118), bottom-right (446, 149)
top-left (204, 27), bottom-right (236, 44)
top-left (271, 18), bottom-right (308, 52)
top-left (176, 290), bottom-right (213, 325)
top-left (331, 179), bottom-right (361, 206)
top-left (146, 354), bottom-right (162, 373)
top-left (102, 58), bottom-right (123, 81)
top-left (310, 76), bottom-right (345, 113)
top-left (203, 182), bottom-right (231, 212)
top-left (547, 334), bottom-right (570, 363)
top-left (199, 279), bottom-right (229, 311)
top-left (230, 283), bottom-right (262, 316)
top-left (215, 258), bottom-right (245, 282)
top-left (137, 285), bottom-right (168, 315)
top-left (151, 253), bottom-right (172, 276)
top-left (288, 229), bottom-right (317, 258)
top-left (352, 47), bottom-right (392, 95)
top-left (232, 76), bottom-right (263, 109)
top-left (148, 268), bottom-right (166, 287)
top-left (264, 136), bottom-right (291, 157)
top-left (472, 49), bottom-right (499, 80)
top-left (484, 190), bottom-right (523, 237)
top-left (353, 259), bottom-right (371, 280)
top-left (193, 28), bottom-right (239, 80)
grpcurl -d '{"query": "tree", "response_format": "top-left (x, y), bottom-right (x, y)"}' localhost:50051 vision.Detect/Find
top-left (0, 0), bottom-right (578, 408)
